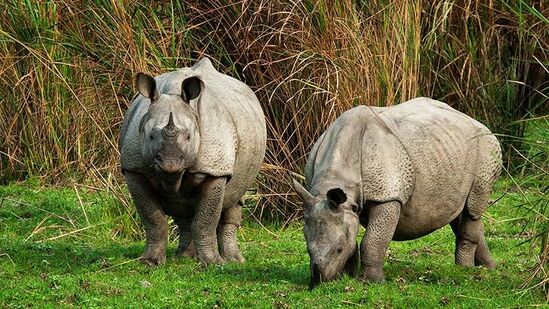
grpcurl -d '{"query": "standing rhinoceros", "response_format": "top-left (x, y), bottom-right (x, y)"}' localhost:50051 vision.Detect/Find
top-left (292, 97), bottom-right (501, 288)
top-left (120, 58), bottom-right (266, 266)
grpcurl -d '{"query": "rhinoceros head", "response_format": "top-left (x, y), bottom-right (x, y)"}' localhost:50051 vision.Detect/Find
top-left (135, 72), bottom-right (202, 192)
top-left (292, 179), bottom-right (360, 289)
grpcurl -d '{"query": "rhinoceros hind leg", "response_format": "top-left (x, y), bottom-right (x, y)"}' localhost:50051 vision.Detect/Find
top-left (450, 214), bottom-right (476, 267)
top-left (474, 236), bottom-right (495, 269)
top-left (452, 134), bottom-right (498, 269)
top-left (217, 203), bottom-right (245, 263)
top-left (175, 217), bottom-right (197, 258)
top-left (450, 211), bottom-right (494, 269)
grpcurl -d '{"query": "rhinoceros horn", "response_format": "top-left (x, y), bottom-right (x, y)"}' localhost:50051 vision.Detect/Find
top-left (161, 112), bottom-right (179, 140)
top-left (292, 178), bottom-right (315, 211)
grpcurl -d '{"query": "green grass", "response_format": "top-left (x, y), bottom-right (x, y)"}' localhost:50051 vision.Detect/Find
top-left (0, 180), bottom-right (546, 307)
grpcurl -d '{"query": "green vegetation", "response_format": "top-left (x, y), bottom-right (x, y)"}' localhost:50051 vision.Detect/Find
top-left (0, 179), bottom-right (546, 307)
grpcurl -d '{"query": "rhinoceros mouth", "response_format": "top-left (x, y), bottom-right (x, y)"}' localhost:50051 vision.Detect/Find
top-left (310, 254), bottom-right (352, 289)
top-left (153, 155), bottom-right (185, 174)
top-left (310, 262), bottom-right (341, 289)
top-left (309, 263), bottom-right (322, 290)
top-left (159, 172), bottom-right (184, 194)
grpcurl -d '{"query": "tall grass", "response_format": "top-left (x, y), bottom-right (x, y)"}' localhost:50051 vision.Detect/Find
top-left (0, 0), bottom-right (547, 299)
top-left (1, 0), bottom-right (546, 215)
top-left (512, 118), bottom-right (549, 301)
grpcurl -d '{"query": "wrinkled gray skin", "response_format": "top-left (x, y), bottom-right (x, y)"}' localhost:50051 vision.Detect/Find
top-left (120, 58), bottom-right (266, 266)
top-left (292, 98), bottom-right (501, 288)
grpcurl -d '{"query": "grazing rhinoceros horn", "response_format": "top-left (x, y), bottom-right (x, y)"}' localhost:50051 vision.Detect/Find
top-left (291, 178), bottom-right (316, 210)
top-left (161, 112), bottom-right (179, 141)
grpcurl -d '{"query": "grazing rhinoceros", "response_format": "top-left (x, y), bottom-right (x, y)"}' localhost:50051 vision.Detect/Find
top-left (292, 97), bottom-right (501, 288)
top-left (120, 58), bottom-right (266, 266)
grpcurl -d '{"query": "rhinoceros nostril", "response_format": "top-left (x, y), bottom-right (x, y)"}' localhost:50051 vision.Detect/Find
top-left (154, 155), bottom-right (162, 163)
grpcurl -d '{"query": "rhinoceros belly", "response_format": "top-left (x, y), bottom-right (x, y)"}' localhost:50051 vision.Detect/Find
top-left (392, 185), bottom-right (471, 241)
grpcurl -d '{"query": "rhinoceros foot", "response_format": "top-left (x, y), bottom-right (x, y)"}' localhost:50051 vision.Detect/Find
top-left (360, 266), bottom-right (386, 284)
top-left (221, 251), bottom-right (245, 263)
top-left (197, 249), bottom-right (225, 266)
top-left (218, 225), bottom-right (245, 263)
top-left (176, 241), bottom-right (197, 259)
top-left (140, 252), bottom-right (166, 266)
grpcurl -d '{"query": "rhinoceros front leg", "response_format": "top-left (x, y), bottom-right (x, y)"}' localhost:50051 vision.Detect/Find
top-left (192, 177), bottom-right (226, 265)
top-left (124, 171), bottom-right (168, 266)
top-left (175, 217), bottom-right (196, 258)
top-left (360, 201), bottom-right (400, 283)
top-left (217, 202), bottom-right (245, 263)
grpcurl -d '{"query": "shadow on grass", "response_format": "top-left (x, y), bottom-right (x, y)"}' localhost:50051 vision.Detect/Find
top-left (1, 240), bottom-right (144, 274)
top-left (1, 239), bottom-right (310, 286)
top-left (218, 264), bottom-right (309, 287)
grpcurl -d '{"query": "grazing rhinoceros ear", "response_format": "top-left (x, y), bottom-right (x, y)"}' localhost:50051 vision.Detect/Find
top-left (193, 57), bottom-right (214, 70)
top-left (292, 178), bottom-right (315, 211)
top-left (327, 188), bottom-right (347, 211)
top-left (136, 73), bottom-right (159, 101)
top-left (181, 76), bottom-right (202, 104)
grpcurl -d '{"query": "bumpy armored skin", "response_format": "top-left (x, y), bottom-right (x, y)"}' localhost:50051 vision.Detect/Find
top-left (120, 58), bottom-right (266, 265)
top-left (295, 97), bottom-right (501, 287)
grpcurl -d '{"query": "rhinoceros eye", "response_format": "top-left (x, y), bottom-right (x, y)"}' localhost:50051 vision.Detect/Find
top-left (337, 248), bottom-right (343, 254)
top-left (149, 134), bottom-right (154, 140)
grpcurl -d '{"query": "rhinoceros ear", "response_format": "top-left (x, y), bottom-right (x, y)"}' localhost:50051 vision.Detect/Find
top-left (327, 188), bottom-right (347, 211)
top-left (193, 57), bottom-right (214, 70)
top-left (181, 76), bottom-right (202, 104)
top-left (136, 73), bottom-right (159, 101)
top-left (291, 178), bottom-right (315, 212)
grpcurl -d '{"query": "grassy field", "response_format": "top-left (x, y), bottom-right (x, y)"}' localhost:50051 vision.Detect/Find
top-left (0, 179), bottom-right (546, 308)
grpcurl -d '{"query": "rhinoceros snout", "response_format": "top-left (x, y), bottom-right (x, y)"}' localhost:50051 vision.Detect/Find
top-left (153, 155), bottom-right (184, 174)
top-left (309, 262), bottom-right (339, 289)
top-left (309, 263), bottom-right (321, 289)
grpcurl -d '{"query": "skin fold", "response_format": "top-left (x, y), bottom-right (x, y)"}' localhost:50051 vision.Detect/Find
top-left (293, 97), bottom-right (501, 287)
top-left (119, 58), bottom-right (266, 266)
